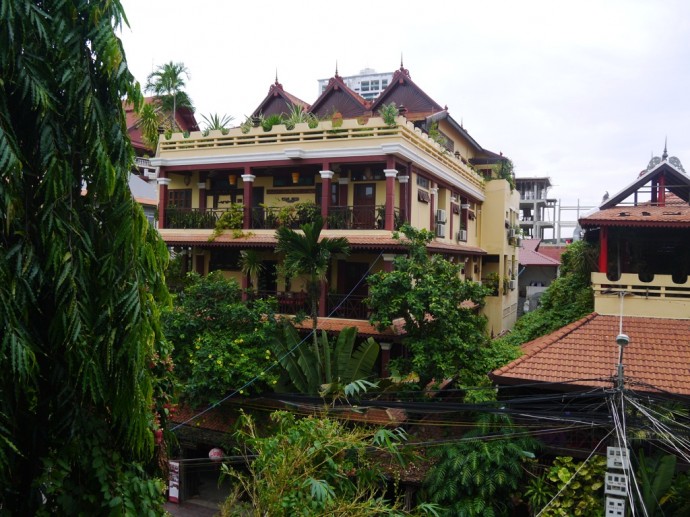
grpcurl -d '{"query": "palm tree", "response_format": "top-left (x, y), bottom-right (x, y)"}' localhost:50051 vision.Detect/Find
top-left (239, 249), bottom-right (264, 292)
top-left (145, 61), bottom-right (193, 130)
top-left (275, 216), bottom-right (349, 379)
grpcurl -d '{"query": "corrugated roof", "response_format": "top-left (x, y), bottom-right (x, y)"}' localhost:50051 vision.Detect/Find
top-left (518, 239), bottom-right (560, 267)
top-left (491, 313), bottom-right (690, 395)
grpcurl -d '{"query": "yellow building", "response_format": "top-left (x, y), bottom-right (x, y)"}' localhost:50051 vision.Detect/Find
top-left (151, 65), bottom-right (519, 336)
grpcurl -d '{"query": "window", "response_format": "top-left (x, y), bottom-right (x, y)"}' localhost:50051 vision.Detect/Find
top-left (381, 79), bottom-right (389, 89)
top-left (167, 189), bottom-right (192, 208)
top-left (370, 80), bottom-right (379, 90)
top-left (209, 249), bottom-right (241, 271)
top-left (416, 176), bottom-right (429, 189)
top-left (360, 81), bottom-right (370, 92)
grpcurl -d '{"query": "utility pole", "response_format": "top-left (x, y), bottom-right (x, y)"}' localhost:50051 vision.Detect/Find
top-left (605, 291), bottom-right (631, 516)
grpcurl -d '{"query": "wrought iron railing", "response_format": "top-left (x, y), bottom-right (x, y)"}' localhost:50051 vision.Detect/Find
top-left (327, 294), bottom-right (368, 319)
top-left (328, 205), bottom-right (401, 230)
top-left (254, 290), bottom-right (310, 314)
top-left (165, 208), bottom-right (224, 229)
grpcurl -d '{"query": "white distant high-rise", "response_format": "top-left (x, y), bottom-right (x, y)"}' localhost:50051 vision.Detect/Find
top-left (317, 68), bottom-right (394, 100)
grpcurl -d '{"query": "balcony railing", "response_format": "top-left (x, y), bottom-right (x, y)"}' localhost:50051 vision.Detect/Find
top-left (327, 294), bottom-right (369, 319)
top-left (165, 208), bottom-right (224, 229)
top-left (165, 205), bottom-right (403, 231)
top-left (254, 290), bottom-right (309, 314)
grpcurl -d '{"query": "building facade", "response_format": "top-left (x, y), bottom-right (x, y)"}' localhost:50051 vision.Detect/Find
top-left (515, 176), bottom-right (556, 239)
top-left (151, 65), bottom-right (520, 335)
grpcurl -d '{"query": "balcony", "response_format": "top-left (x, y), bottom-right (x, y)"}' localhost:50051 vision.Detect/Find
top-left (165, 208), bottom-right (224, 229)
top-left (165, 205), bottom-right (402, 231)
top-left (251, 291), bottom-right (368, 320)
top-left (155, 117), bottom-right (485, 194)
top-left (327, 294), bottom-right (369, 319)
top-left (592, 272), bottom-right (690, 319)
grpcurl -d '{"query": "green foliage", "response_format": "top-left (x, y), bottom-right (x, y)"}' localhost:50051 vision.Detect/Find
top-left (210, 202), bottom-right (244, 240)
top-left (636, 450), bottom-right (676, 516)
top-left (261, 113), bottom-right (284, 131)
top-left (272, 323), bottom-right (379, 399)
top-left (283, 103), bottom-right (318, 130)
top-left (524, 472), bottom-right (555, 515)
top-left (496, 240), bottom-right (596, 348)
top-left (424, 413), bottom-right (539, 517)
top-left (494, 159), bottom-right (516, 191)
top-left (276, 216), bottom-right (350, 381)
top-left (538, 455), bottom-right (605, 517)
top-left (221, 411), bottom-right (431, 516)
top-left (138, 100), bottom-right (162, 150)
top-left (145, 61), bottom-right (193, 129)
top-left (428, 121), bottom-right (449, 151)
top-left (378, 102), bottom-right (400, 126)
top-left (201, 112), bottom-right (234, 131)
top-left (367, 225), bottom-right (490, 384)
top-left (162, 273), bottom-right (279, 404)
top-left (0, 1), bottom-right (170, 512)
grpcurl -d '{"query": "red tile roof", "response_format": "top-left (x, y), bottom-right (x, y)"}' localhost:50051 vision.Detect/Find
top-left (519, 239), bottom-right (560, 267)
top-left (580, 203), bottom-right (690, 228)
top-left (491, 313), bottom-right (690, 395)
top-left (293, 316), bottom-right (406, 338)
top-left (537, 245), bottom-right (567, 263)
top-left (159, 229), bottom-right (486, 255)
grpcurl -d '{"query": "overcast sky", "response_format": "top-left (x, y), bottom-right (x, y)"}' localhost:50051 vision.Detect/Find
top-left (119, 0), bottom-right (690, 208)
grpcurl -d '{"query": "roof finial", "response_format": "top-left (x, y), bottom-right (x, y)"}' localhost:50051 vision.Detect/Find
top-left (400, 52), bottom-right (404, 69)
top-left (275, 68), bottom-right (279, 84)
top-left (335, 60), bottom-right (339, 77)
top-left (662, 137), bottom-right (668, 160)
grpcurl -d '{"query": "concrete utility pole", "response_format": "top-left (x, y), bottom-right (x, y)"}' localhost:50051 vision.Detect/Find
top-left (605, 291), bottom-right (631, 517)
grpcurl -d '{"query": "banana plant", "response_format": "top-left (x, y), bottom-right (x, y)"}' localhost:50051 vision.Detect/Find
top-left (271, 323), bottom-right (379, 399)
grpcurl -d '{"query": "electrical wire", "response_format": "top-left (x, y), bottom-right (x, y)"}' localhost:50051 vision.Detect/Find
top-left (171, 252), bottom-right (384, 431)
top-left (534, 428), bottom-right (614, 517)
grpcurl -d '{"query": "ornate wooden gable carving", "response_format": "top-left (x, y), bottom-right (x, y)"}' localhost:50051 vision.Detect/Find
top-left (371, 65), bottom-right (442, 119)
top-left (309, 74), bottom-right (370, 119)
top-left (251, 79), bottom-right (309, 118)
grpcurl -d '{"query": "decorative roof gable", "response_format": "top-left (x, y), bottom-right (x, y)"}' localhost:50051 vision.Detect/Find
top-left (370, 64), bottom-right (443, 119)
top-left (251, 78), bottom-right (309, 118)
top-left (309, 72), bottom-right (371, 119)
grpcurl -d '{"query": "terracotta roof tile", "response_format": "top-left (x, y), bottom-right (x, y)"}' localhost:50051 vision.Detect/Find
top-left (159, 229), bottom-right (486, 255)
top-left (492, 313), bottom-right (690, 395)
top-left (581, 203), bottom-right (690, 227)
top-left (293, 316), bottom-right (405, 338)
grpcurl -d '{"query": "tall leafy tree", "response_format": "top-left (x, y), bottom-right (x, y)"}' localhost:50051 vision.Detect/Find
top-left (0, 2), bottom-right (171, 513)
top-left (275, 217), bottom-right (349, 382)
top-left (145, 60), bottom-right (193, 130)
top-left (367, 225), bottom-right (491, 385)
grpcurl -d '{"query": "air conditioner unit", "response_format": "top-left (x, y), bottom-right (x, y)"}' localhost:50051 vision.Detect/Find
top-left (435, 223), bottom-right (446, 238)
top-left (144, 168), bottom-right (158, 180)
top-left (457, 229), bottom-right (468, 241)
top-left (435, 209), bottom-right (447, 224)
top-left (509, 228), bottom-right (517, 238)
top-left (509, 279), bottom-right (516, 290)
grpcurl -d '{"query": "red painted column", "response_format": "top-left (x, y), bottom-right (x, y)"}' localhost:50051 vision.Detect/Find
top-left (157, 169), bottom-right (171, 229)
top-left (241, 169), bottom-right (255, 230)
top-left (383, 253), bottom-right (396, 273)
top-left (319, 170), bottom-right (333, 227)
top-left (380, 342), bottom-right (392, 378)
top-left (398, 174), bottom-right (409, 223)
top-left (384, 169), bottom-right (398, 230)
top-left (599, 227), bottom-right (608, 273)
